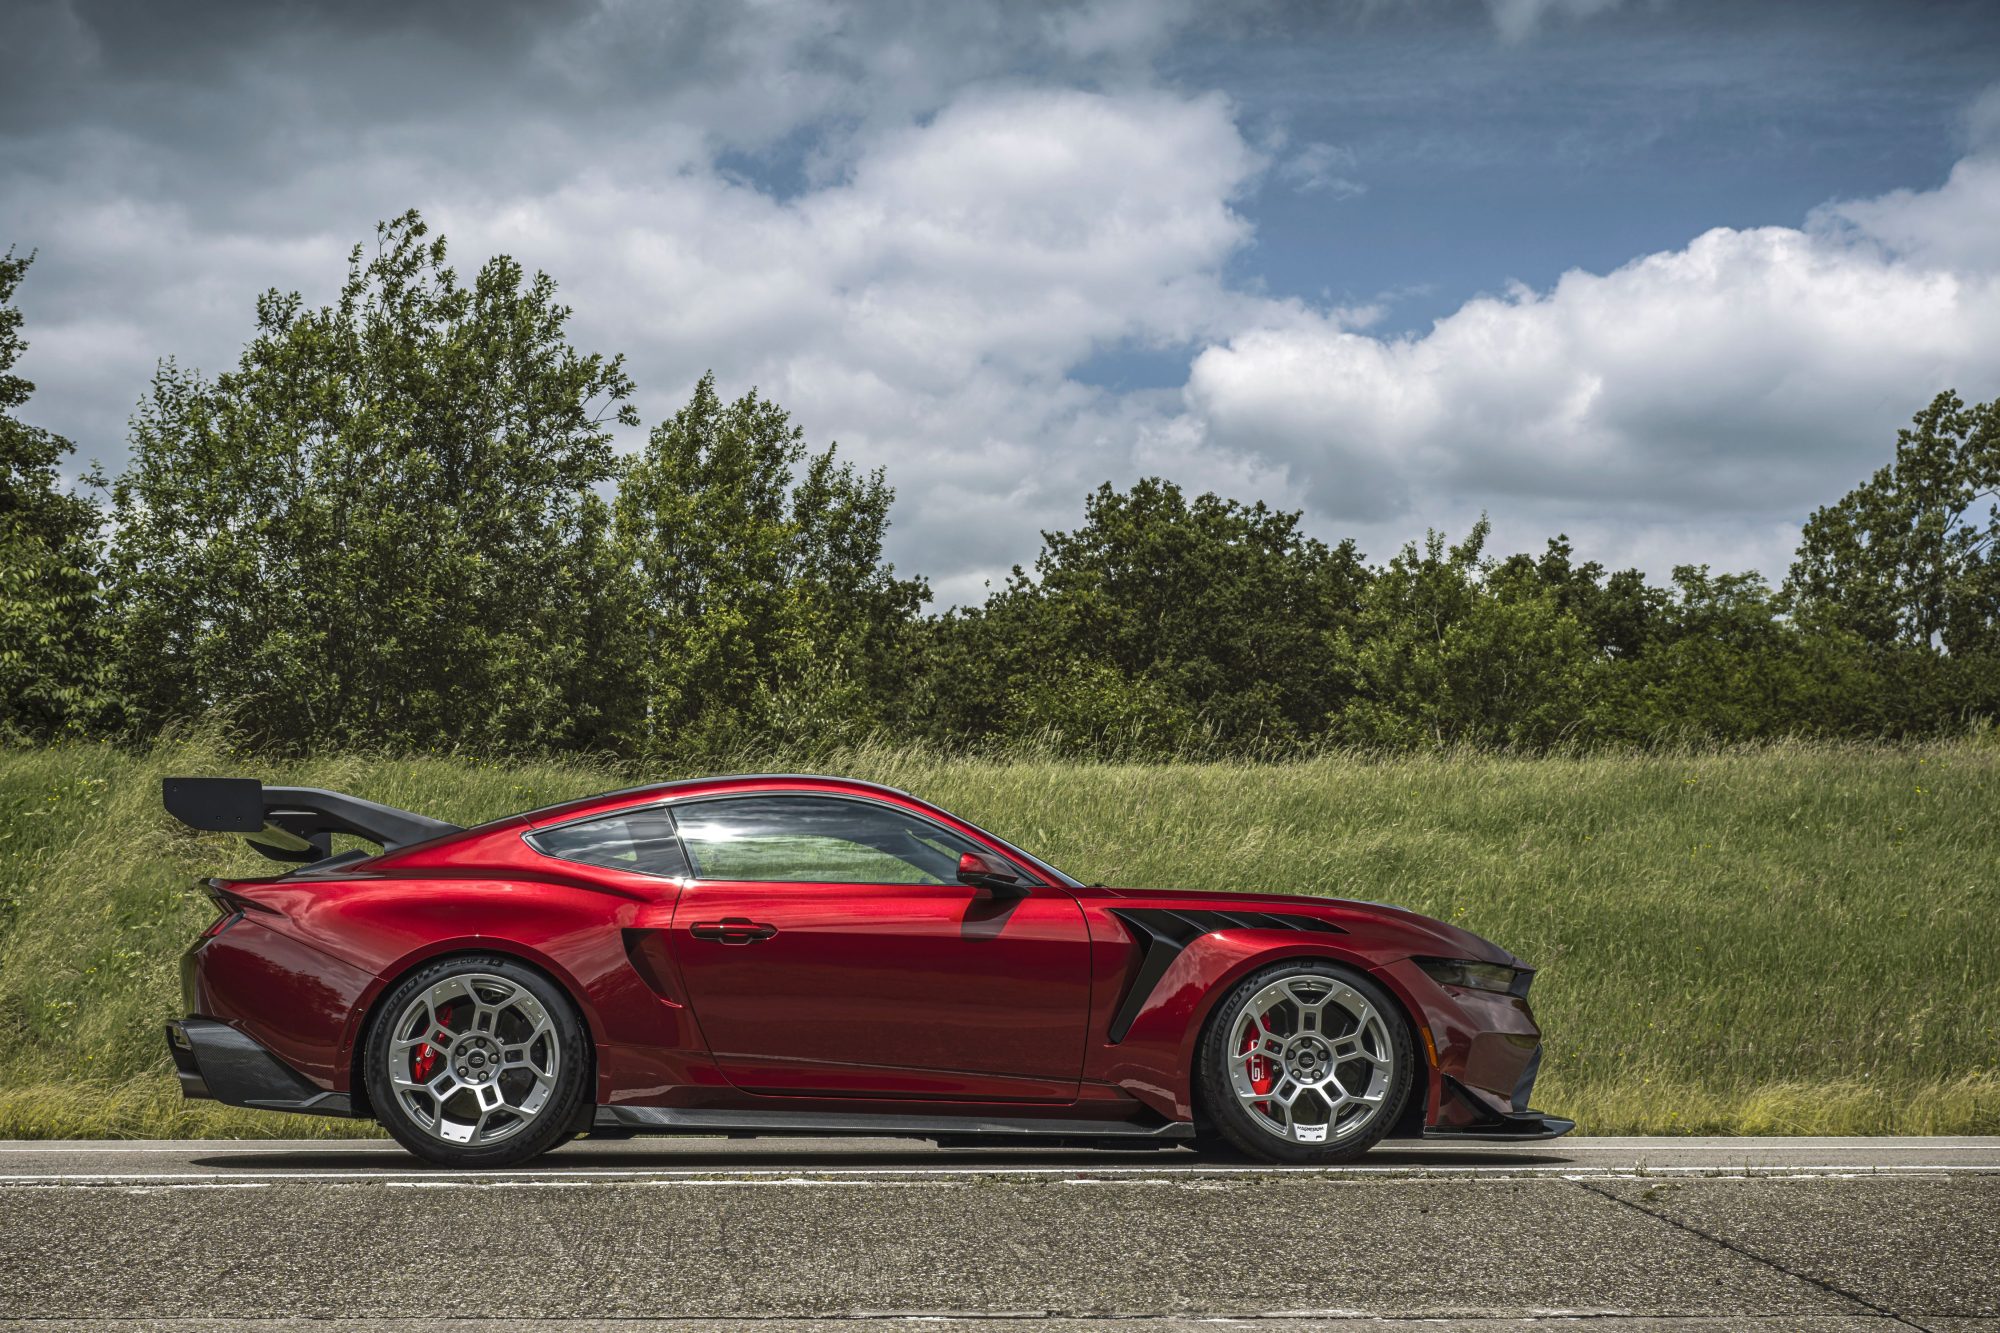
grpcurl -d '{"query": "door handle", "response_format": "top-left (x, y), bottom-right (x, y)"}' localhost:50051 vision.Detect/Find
top-left (689, 917), bottom-right (778, 945)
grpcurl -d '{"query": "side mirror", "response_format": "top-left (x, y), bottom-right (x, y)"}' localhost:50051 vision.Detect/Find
top-left (957, 851), bottom-right (1025, 895)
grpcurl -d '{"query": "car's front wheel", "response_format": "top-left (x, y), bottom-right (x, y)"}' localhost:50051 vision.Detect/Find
top-left (366, 955), bottom-right (590, 1168)
top-left (1195, 960), bottom-right (1414, 1163)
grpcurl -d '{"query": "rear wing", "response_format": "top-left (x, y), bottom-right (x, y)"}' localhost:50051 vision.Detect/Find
top-left (163, 777), bottom-right (463, 864)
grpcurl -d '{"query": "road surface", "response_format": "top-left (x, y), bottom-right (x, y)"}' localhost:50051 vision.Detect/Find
top-left (2, 1135), bottom-right (1995, 1330)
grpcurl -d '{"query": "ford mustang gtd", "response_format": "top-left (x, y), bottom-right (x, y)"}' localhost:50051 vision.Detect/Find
top-left (164, 774), bottom-right (1571, 1167)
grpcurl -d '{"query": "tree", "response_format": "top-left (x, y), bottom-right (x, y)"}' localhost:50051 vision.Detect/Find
top-left (1328, 522), bottom-right (1600, 748)
top-left (0, 249), bottom-right (116, 740)
top-left (1490, 536), bottom-right (1664, 661)
top-left (1583, 566), bottom-right (1813, 742)
top-left (611, 373), bottom-right (927, 759)
top-left (916, 479), bottom-right (1368, 753)
top-left (1789, 390), bottom-right (2000, 654)
top-left (109, 212), bottom-right (638, 751)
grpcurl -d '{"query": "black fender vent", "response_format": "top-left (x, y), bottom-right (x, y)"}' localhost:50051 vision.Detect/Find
top-left (1106, 908), bottom-right (1344, 1044)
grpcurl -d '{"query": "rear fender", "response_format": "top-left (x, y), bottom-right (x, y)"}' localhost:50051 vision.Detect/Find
top-left (1094, 932), bottom-right (1432, 1124)
top-left (340, 935), bottom-right (607, 1101)
top-left (220, 874), bottom-right (706, 1107)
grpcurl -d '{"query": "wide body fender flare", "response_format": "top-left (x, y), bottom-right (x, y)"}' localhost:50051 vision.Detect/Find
top-left (333, 928), bottom-right (706, 1109)
top-left (1091, 932), bottom-right (1434, 1125)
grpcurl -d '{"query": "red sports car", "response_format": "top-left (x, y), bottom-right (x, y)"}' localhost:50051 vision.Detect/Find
top-left (164, 773), bottom-right (1570, 1167)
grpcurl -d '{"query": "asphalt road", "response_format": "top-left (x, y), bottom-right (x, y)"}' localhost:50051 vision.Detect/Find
top-left (2, 1136), bottom-right (1996, 1331)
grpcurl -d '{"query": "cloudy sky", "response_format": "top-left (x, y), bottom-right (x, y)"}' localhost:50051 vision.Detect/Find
top-left (4, 0), bottom-right (1998, 603)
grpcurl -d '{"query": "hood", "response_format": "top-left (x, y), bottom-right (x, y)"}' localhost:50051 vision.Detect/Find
top-left (1090, 884), bottom-right (1524, 968)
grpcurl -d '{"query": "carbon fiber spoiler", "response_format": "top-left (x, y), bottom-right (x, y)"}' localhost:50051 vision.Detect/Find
top-left (163, 777), bottom-right (463, 864)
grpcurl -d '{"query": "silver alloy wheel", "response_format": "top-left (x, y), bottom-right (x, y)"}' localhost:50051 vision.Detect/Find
top-left (1226, 973), bottom-right (1397, 1145)
top-left (386, 972), bottom-right (561, 1147)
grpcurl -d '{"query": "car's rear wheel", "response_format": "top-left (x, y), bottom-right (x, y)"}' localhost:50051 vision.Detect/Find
top-left (1195, 960), bottom-right (1413, 1164)
top-left (366, 955), bottom-right (590, 1168)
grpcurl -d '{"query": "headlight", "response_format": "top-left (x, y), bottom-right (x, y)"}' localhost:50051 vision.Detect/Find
top-left (1417, 957), bottom-right (1532, 997)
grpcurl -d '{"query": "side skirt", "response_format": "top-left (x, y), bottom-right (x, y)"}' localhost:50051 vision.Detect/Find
top-left (594, 1105), bottom-right (1195, 1143)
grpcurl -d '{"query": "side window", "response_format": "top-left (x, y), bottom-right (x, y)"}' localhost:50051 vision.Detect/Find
top-left (526, 808), bottom-right (691, 878)
top-left (672, 796), bottom-right (993, 885)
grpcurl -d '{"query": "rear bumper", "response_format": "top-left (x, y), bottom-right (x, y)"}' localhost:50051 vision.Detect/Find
top-left (166, 1018), bottom-right (355, 1118)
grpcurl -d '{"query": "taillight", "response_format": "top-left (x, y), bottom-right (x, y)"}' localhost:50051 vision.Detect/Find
top-left (198, 879), bottom-right (246, 940)
top-left (198, 910), bottom-right (241, 940)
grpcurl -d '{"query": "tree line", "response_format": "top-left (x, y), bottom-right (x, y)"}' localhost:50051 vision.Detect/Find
top-left (4, 213), bottom-right (1998, 760)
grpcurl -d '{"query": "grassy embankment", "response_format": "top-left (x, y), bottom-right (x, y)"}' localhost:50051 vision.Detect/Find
top-left (1, 734), bottom-right (1995, 1138)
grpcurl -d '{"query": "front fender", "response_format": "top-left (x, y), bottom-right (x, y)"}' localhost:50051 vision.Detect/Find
top-left (1091, 931), bottom-right (1433, 1124)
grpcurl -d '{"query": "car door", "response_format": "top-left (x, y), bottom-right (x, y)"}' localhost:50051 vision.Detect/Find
top-left (667, 793), bottom-right (1092, 1102)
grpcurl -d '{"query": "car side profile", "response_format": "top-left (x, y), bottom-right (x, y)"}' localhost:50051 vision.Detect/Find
top-left (164, 773), bottom-right (1571, 1167)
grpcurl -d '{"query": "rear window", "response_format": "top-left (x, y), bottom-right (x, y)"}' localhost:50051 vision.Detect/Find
top-left (525, 807), bottom-right (691, 878)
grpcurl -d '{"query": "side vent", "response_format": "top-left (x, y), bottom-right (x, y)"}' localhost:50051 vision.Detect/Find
top-left (621, 929), bottom-right (684, 1005)
top-left (1106, 908), bottom-right (1343, 1044)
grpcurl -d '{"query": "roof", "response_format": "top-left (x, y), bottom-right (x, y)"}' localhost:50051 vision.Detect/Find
top-left (517, 772), bottom-right (923, 828)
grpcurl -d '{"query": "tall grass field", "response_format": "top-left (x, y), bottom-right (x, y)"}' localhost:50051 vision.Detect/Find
top-left (1, 735), bottom-right (1995, 1138)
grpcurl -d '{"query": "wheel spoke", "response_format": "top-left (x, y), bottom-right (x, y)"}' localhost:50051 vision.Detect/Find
top-left (387, 971), bottom-right (561, 1149)
top-left (1222, 971), bottom-right (1400, 1150)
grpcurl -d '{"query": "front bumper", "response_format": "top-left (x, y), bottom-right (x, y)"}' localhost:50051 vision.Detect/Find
top-left (167, 1018), bottom-right (355, 1118)
top-left (1385, 960), bottom-right (1577, 1141)
top-left (1421, 1046), bottom-right (1575, 1141)
top-left (1422, 1088), bottom-right (1576, 1141)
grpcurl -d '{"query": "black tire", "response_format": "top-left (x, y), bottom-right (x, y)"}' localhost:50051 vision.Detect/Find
top-left (365, 954), bottom-right (591, 1169)
top-left (1194, 959), bottom-right (1414, 1165)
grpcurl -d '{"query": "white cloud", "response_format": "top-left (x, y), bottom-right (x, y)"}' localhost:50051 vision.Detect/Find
top-left (424, 84), bottom-right (1267, 600)
top-left (1814, 153), bottom-right (2000, 273)
top-left (1042, 0), bottom-right (1195, 61)
top-left (1485, 0), bottom-right (1635, 43)
top-left (1172, 148), bottom-right (2000, 576)
top-left (1963, 82), bottom-right (2000, 154)
top-left (7, 1), bottom-right (1997, 600)
top-left (1278, 142), bottom-right (1365, 198)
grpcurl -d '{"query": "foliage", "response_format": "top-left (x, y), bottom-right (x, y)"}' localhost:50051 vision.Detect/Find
top-left (3, 736), bottom-right (1998, 1137)
top-left (1327, 522), bottom-right (1601, 748)
top-left (914, 479), bottom-right (1367, 755)
top-left (1790, 389), bottom-right (2000, 653)
top-left (610, 373), bottom-right (928, 761)
top-left (107, 212), bottom-right (638, 753)
top-left (0, 250), bottom-right (116, 741)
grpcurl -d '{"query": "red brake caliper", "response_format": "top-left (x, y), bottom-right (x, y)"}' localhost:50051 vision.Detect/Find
top-left (1240, 1017), bottom-right (1276, 1114)
top-left (411, 1005), bottom-right (450, 1082)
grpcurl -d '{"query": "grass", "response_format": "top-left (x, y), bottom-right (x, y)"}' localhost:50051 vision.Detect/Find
top-left (2, 732), bottom-right (1997, 1138)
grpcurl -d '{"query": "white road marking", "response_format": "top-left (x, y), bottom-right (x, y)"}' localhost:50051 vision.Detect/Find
top-left (3, 1135), bottom-right (1994, 1153)
top-left (3, 1162), bottom-right (1997, 1186)
top-left (0, 1136), bottom-right (408, 1144)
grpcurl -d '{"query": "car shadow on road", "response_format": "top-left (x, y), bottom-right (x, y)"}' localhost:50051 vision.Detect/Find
top-left (188, 1142), bottom-right (1576, 1172)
